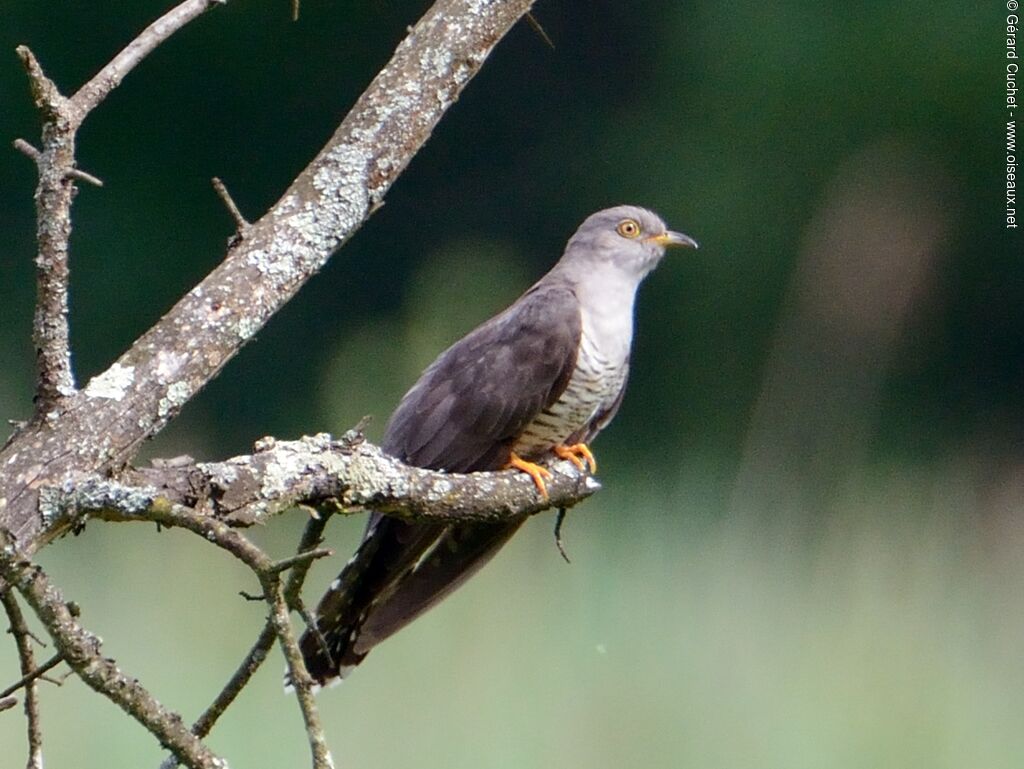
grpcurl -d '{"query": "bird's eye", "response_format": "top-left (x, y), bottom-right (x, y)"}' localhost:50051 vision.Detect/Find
top-left (616, 219), bottom-right (641, 239)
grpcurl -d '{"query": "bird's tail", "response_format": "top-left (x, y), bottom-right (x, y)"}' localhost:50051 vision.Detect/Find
top-left (295, 516), bottom-right (523, 687)
top-left (295, 516), bottom-right (445, 686)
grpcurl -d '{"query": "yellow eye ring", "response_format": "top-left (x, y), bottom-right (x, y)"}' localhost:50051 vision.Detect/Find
top-left (616, 219), bottom-right (641, 239)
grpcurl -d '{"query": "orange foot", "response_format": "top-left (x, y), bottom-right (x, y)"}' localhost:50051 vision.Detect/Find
top-left (553, 443), bottom-right (597, 474)
top-left (507, 452), bottom-right (553, 499)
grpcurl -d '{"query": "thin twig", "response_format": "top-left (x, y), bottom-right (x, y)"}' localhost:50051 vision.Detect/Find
top-left (159, 514), bottom-right (332, 769)
top-left (93, 497), bottom-right (274, 572)
top-left (66, 166), bottom-right (104, 187)
top-left (291, 0), bottom-right (301, 22)
top-left (0, 653), bottom-right (63, 699)
top-left (13, 139), bottom-right (40, 162)
top-left (268, 548), bottom-right (333, 575)
top-left (1, 588), bottom-right (44, 769)
top-left (0, 548), bottom-right (226, 769)
top-left (285, 513), bottom-right (333, 599)
top-left (281, 513), bottom-right (335, 666)
top-left (211, 177), bottom-right (250, 235)
top-left (265, 576), bottom-right (334, 769)
top-left (71, 0), bottom-right (228, 119)
top-left (0, 696), bottom-right (17, 712)
top-left (156, 623), bottom-right (274, 769)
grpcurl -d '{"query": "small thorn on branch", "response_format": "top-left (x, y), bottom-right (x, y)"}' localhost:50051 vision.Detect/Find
top-left (211, 177), bottom-right (251, 238)
top-left (69, 165), bottom-right (105, 188)
top-left (13, 138), bottom-right (41, 165)
top-left (14, 139), bottom-right (102, 185)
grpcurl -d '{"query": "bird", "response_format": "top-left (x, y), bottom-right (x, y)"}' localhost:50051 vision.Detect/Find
top-left (299, 205), bottom-right (698, 685)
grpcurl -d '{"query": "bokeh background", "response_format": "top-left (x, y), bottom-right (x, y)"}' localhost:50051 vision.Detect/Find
top-left (1, 1), bottom-right (1021, 766)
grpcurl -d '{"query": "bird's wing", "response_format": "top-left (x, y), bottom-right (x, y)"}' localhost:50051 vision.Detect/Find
top-left (300, 282), bottom-right (582, 682)
top-left (384, 281), bottom-right (583, 472)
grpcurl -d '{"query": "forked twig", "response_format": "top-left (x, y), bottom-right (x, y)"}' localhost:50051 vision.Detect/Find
top-left (1, 588), bottom-right (44, 769)
top-left (159, 513), bottom-right (332, 769)
top-left (0, 653), bottom-right (64, 700)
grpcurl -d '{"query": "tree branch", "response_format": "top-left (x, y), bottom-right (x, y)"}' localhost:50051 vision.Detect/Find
top-left (36, 432), bottom-right (599, 536)
top-left (13, 0), bottom-right (227, 411)
top-left (0, 548), bottom-right (227, 769)
top-left (14, 430), bottom-right (592, 769)
top-left (264, 575), bottom-right (334, 769)
top-left (16, 46), bottom-right (76, 409)
top-left (69, 0), bottom-right (228, 119)
top-left (172, 514), bottom-right (330, 764)
top-left (13, 140), bottom-right (103, 187)
top-left (0, 0), bottom-right (539, 551)
top-left (0, 653), bottom-right (64, 701)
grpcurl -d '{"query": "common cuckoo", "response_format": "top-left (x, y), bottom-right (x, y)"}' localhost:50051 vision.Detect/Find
top-left (300, 205), bottom-right (697, 684)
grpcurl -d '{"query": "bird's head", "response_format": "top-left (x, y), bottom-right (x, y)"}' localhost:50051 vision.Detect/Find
top-left (562, 205), bottom-right (698, 281)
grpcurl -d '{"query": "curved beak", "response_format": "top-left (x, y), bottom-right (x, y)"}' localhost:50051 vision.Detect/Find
top-left (648, 230), bottom-right (699, 249)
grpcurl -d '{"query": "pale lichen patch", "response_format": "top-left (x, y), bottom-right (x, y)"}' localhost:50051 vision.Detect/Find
top-left (84, 363), bottom-right (135, 401)
top-left (342, 450), bottom-right (395, 506)
top-left (235, 315), bottom-right (261, 341)
top-left (155, 350), bottom-right (188, 384)
top-left (245, 248), bottom-right (269, 271)
top-left (157, 381), bottom-right (192, 418)
top-left (261, 458), bottom-right (297, 498)
top-left (423, 478), bottom-right (453, 504)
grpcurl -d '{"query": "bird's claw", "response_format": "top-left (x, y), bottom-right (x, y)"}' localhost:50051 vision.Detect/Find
top-left (553, 443), bottom-right (597, 474)
top-left (507, 452), bottom-right (553, 499)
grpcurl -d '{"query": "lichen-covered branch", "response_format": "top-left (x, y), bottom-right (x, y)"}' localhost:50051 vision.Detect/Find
top-left (0, 0), bottom-right (537, 552)
top-left (16, 46), bottom-right (76, 409)
top-left (38, 432), bottom-right (598, 536)
top-left (14, 1), bottom-right (225, 412)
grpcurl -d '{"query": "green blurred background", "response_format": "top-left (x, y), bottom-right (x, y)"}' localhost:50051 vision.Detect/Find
top-left (2, 1), bottom-right (1021, 767)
